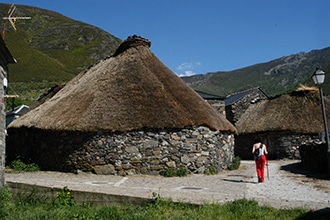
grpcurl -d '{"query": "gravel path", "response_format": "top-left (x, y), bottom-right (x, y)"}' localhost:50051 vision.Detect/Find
top-left (5, 160), bottom-right (330, 210)
top-left (245, 160), bottom-right (330, 210)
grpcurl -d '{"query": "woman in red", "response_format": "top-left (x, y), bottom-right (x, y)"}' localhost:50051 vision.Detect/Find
top-left (252, 136), bottom-right (268, 182)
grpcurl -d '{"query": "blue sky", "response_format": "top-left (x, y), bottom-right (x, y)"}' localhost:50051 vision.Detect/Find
top-left (2, 1), bottom-right (330, 76)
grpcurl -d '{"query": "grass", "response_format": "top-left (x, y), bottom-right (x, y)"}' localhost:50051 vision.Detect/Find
top-left (159, 167), bottom-right (188, 177)
top-left (228, 156), bottom-right (241, 170)
top-left (0, 3), bottom-right (122, 109)
top-left (7, 81), bottom-right (63, 108)
top-left (6, 157), bottom-right (39, 172)
top-left (0, 185), bottom-right (311, 220)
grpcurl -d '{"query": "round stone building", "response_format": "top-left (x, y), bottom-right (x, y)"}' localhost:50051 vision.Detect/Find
top-left (7, 36), bottom-right (237, 175)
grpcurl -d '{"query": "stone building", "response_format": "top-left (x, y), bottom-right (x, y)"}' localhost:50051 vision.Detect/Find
top-left (7, 36), bottom-right (237, 175)
top-left (235, 88), bottom-right (330, 160)
top-left (195, 90), bottom-right (226, 115)
top-left (225, 87), bottom-right (268, 125)
top-left (0, 36), bottom-right (15, 187)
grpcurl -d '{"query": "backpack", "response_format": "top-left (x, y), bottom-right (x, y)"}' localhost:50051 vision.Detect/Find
top-left (253, 144), bottom-right (263, 160)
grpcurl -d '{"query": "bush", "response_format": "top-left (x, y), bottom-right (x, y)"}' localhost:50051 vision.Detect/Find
top-left (228, 156), bottom-right (241, 170)
top-left (160, 168), bottom-right (188, 177)
top-left (53, 186), bottom-right (76, 207)
top-left (0, 185), bottom-right (14, 219)
top-left (9, 158), bottom-right (39, 172)
top-left (204, 166), bottom-right (218, 175)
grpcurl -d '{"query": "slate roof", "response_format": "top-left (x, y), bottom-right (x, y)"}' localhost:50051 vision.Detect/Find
top-left (195, 91), bottom-right (225, 100)
top-left (225, 87), bottom-right (268, 106)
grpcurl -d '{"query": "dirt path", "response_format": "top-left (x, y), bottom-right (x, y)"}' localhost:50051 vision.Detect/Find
top-left (5, 160), bottom-right (330, 210)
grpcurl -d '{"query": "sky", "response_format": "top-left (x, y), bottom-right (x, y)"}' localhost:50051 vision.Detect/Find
top-left (1, 0), bottom-right (330, 77)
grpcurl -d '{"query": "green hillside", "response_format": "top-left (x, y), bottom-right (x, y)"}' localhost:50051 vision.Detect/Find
top-left (1, 3), bottom-right (330, 107)
top-left (0, 3), bottom-right (122, 106)
top-left (182, 48), bottom-right (330, 97)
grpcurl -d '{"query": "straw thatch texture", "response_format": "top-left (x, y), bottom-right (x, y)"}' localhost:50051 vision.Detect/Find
top-left (10, 39), bottom-right (236, 133)
top-left (236, 90), bottom-right (330, 134)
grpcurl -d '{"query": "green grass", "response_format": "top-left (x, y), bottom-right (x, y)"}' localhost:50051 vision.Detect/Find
top-left (159, 167), bottom-right (188, 177)
top-left (7, 81), bottom-right (63, 108)
top-left (0, 185), bottom-right (311, 220)
top-left (0, 3), bottom-right (122, 109)
top-left (228, 156), bottom-right (241, 170)
top-left (7, 158), bottom-right (39, 172)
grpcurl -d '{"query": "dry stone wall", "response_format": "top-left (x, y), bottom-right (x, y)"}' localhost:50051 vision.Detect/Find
top-left (6, 126), bottom-right (235, 176)
top-left (235, 132), bottom-right (318, 160)
top-left (71, 126), bottom-right (235, 175)
top-left (229, 89), bottom-right (268, 125)
top-left (276, 134), bottom-right (317, 159)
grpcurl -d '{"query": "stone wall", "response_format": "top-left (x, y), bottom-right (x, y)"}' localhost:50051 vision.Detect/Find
top-left (235, 132), bottom-right (318, 160)
top-left (226, 89), bottom-right (268, 125)
top-left (276, 134), bottom-right (317, 159)
top-left (205, 100), bottom-right (225, 116)
top-left (6, 126), bottom-right (235, 176)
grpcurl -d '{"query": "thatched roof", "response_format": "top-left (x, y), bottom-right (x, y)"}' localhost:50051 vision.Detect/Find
top-left (10, 36), bottom-right (236, 133)
top-left (236, 89), bottom-right (330, 134)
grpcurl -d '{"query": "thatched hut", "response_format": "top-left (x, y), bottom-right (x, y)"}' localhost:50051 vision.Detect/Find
top-left (235, 88), bottom-right (330, 160)
top-left (225, 87), bottom-right (268, 125)
top-left (7, 36), bottom-right (236, 175)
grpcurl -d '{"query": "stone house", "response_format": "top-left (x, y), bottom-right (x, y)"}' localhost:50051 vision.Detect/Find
top-left (0, 36), bottom-right (15, 187)
top-left (225, 87), bottom-right (269, 125)
top-left (6, 36), bottom-right (237, 175)
top-left (195, 90), bottom-right (226, 115)
top-left (234, 88), bottom-right (330, 160)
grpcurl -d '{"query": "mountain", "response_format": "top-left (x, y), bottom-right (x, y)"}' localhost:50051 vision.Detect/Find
top-left (1, 3), bottom-right (329, 107)
top-left (0, 3), bottom-right (122, 106)
top-left (182, 47), bottom-right (330, 97)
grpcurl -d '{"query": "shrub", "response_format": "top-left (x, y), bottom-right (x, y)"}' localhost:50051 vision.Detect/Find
top-left (228, 156), bottom-right (241, 170)
top-left (9, 158), bottom-right (39, 172)
top-left (204, 166), bottom-right (218, 175)
top-left (0, 185), bottom-right (14, 218)
top-left (160, 168), bottom-right (188, 177)
top-left (0, 185), bottom-right (13, 207)
top-left (53, 186), bottom-right (76, 207)
top-left (176, 168), bottom-right (188, 177)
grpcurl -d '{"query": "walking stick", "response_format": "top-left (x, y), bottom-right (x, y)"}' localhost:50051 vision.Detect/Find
top-left (266, 154), bottom-right (269, 180)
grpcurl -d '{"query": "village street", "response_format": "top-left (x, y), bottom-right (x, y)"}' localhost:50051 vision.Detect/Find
top-left (5, 160), bottom-right (330, 211)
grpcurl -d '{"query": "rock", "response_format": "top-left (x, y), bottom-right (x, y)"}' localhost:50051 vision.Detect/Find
top-left (67, 126), bottom-right (234, 175)
top-left (166, 161), bottom-right (176, 168)
top-left (93, 164), bottom-right (116, 175)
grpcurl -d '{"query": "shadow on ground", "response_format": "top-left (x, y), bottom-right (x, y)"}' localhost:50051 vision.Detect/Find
top-left (297, 208), bottom-right (330, 220)
top-left (222, 174), bottom-right (256, 184)
top-left (222, 179), bottom-right (256, 184)
top-left (280, 162), bottom-right (329, 180)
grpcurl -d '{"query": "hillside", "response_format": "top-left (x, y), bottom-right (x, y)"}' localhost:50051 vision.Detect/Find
top-left (1, 3), bottom-right (330, 107)
top-left (182, 48), bottom-right (330, 97)
top-left (0, 3), bottom-right (122, 106)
